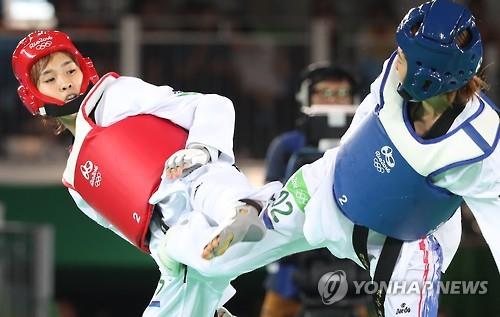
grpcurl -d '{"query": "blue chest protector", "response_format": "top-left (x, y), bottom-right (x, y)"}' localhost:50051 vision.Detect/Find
top-left (333, 112), bottom-right (464, 240)
top-left (332, 55), bottom-right (499, 241)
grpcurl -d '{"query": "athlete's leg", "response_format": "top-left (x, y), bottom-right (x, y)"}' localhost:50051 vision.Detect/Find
top-left (187, 161), bottom-right (280, 225)
top-left (162, 155), bottom-right (334, 278)
top-left (143, 234), bottom-right (235, 317)
top-left (201, 201), bottom-right (266, 260)
top-left (368, 235), bottom-right (442, 317)
top-left (142, 266), bottom-right (235, 317)
top-left (159, 180), bottom-right (318, 278)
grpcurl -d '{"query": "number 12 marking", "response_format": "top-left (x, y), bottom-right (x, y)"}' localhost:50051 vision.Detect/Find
top-left (269, 190), bottom-right (293, 223)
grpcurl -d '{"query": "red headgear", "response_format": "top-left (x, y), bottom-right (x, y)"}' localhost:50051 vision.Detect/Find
top-left (12, 30), bottom-right (99, 115)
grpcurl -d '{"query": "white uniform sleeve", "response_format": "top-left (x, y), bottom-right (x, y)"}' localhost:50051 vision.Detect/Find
top-left (95, 77), bottom-right (235, 163)
top-left (67, 188), bottom-right (133, 244)
top-left (463, 196), bottom-right (500, 273)
top-left (300, 148), bottom-right (336, 192)
top-left (462, 151), bottom-right (500, 273)
top-left (436, 146), bottom-right (500, 273)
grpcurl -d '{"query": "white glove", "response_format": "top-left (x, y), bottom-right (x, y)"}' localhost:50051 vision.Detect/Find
top-left (165, 143), bottom-right (217, 180)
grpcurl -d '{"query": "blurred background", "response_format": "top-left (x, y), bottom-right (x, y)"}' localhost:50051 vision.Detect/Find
top-left (0, 0), bottom-right (499, 316)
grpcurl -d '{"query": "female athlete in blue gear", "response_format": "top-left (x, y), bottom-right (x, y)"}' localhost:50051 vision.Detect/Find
top-left (162, 1), bottom-right (500, 316)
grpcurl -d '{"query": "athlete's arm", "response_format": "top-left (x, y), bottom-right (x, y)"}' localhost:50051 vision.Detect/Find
top-left (95, 77), bottom-right (235, 163)
top-left (464, 196), bottom-right (500, 273)
top-left (438, 146), bottom-right (500, 273)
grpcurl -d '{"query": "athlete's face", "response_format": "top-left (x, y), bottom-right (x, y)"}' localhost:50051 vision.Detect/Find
top-left (36, 52), bottom-right (83, 103)
top-left (311, 80), bottom-right (353, 105)
top-left (395, 47), bottom-right (408, 83)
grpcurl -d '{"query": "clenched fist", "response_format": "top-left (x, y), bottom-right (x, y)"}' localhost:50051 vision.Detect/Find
top-left (165, 148), bottom-right (209, 179)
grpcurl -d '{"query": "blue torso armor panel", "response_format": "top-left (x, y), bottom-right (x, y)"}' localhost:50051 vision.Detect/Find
top-left (332, 53), bottom-right (500, 240)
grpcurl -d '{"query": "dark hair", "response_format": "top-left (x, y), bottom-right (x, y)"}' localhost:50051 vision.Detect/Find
top-left (40, 116), bottom-right (66, 135)
top-left (29, 54), bottom-right (52, 87)
top-left (456, 28), bottom-right (472, 48)
top-left (454, 75), bottom-right (488, 104)
top-left (452, 29), bottom-right (488, 103)
top-left (304, 64), bottom-right (357, 96)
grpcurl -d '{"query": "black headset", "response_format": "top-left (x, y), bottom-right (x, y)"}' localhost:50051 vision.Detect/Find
top-left (295, 61), bottom-right (358, 111)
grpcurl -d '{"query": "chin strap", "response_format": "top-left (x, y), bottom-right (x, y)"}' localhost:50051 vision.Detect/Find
top-left (396, 83), bottom-right (415, 102)
top-left (42, 89), bottom-right (90, 117)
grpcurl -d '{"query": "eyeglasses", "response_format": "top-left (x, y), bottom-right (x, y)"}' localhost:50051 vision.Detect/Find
top-left (312, 87), bottom-right (351, 98)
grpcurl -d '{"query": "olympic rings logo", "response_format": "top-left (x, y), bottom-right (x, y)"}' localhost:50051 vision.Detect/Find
top-left (380, 146), bottom-right (395, 168)
top-left (80, 160), bottom-right (93, 180)
top-left (80, 160), bottom-right (102, 188)
top-left (93, 173), bottom-right (102, 187)
top-left (373, 158), bottom-right (385, 173)
top-left (373, 145), bottom-right (396, 174)
top-left (34, 41), bottom-right (52, 50)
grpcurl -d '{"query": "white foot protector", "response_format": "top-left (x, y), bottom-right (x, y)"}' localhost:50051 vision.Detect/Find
top-left (202, 201), bottom-right (265, 260)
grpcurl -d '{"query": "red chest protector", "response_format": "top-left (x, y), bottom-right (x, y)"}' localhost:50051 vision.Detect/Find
top-left (63, 73), bottom-right (187, 253)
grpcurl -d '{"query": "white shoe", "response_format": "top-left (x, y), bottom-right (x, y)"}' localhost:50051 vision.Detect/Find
top-left (216, 307), bottom-right (236, 317)
top-left (202, 201), bottom-right (265, 260)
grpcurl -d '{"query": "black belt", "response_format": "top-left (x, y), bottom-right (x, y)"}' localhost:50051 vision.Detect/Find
top-left (352, 224), bottom-right (403, 317)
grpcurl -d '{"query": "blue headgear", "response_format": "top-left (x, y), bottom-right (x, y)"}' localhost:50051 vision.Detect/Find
top-left (396, 0), bottom-right (483, 101)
